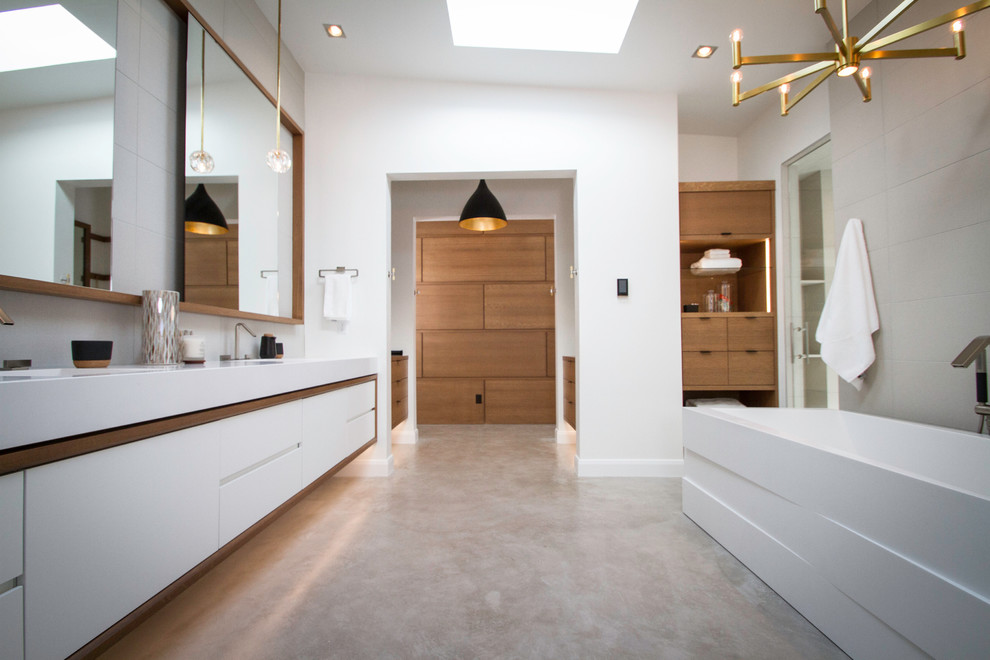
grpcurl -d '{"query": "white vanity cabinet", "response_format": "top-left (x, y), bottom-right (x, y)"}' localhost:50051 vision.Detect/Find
top-left (23, 426), bottom-right (221, 660)
top-left (0, 472), bottom-right (24, 660)
top-left (219, 400), bottom-right (303, 545)
top-left (6, 367), bottom-right (377, 660)
top-left (301, 381), bottom-right (376, 486)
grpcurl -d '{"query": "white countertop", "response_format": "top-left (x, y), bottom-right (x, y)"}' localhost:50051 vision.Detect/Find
top-left (0, 357), bottom-right (377, 450)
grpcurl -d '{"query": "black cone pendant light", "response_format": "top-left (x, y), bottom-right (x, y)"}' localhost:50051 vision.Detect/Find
top-left (459, 179), bottom-right (507, 231)
top-left (184, 183), bottom-right (228, 235)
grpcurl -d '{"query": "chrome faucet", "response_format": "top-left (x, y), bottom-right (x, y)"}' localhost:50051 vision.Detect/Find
top-left (234, 322), bottom-right (257, 360)
top-left (952, 336), bottom-right (990, 433)
top-left (0, 304), bottom-right (12, 325)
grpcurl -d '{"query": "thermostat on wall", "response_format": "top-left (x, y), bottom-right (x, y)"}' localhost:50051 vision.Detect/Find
top-left (617, 279), bottom-right (628, 296)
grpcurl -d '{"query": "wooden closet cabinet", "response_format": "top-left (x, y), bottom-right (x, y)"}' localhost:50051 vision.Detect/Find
top-left (680, 182), bottom-right (778, 407)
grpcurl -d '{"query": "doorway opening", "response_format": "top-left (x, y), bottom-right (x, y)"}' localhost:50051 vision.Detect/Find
top-left (782, 139), bottom-right (839, 408)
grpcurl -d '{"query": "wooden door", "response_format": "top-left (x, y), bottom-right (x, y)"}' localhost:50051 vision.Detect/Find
top-left (416, 220), bottom-right (555, 423)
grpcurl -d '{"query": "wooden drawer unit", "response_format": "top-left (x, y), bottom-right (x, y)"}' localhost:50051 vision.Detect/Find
top-left (682, 351), bottom-right (729, 386)
top-left (391, 355), bottom-right (409, 428)
top-left (562, 356), bottom-right (576, 429)
top-left (682, 316), bottom-right (727, 351)
top-left (679, 189), bottom-right (773, 236)
top-left (728, 351), bottom-right (775, 386)
top-left (727, 316), bottom-right (774, 350)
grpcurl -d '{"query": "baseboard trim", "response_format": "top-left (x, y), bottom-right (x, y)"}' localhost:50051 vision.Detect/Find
top-left (391, 426), bottom-right (418, 445)
top-left (574, 456), bottom-right (684, 478)
top-left (336, 453), bottom-right (394, 477)
top-left (555, 426), bottom-right (576, 445)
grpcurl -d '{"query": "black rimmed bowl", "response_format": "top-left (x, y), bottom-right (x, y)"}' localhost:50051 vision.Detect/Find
top-left (71, 340), bottom-right (113, 368)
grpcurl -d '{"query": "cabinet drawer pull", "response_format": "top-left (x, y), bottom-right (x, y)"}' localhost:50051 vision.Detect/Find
top-left (746, 350), bottom-right (758, 353)
top-left (700, 350), bottom-right (712, 354)
top-left (721, 232), bottom-right (732, 236)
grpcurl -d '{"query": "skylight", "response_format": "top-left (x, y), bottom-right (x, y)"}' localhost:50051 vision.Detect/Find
top-left (0, 4), bottom-right (115, 73)
top-left (446, 0), bottom-right (639, 54)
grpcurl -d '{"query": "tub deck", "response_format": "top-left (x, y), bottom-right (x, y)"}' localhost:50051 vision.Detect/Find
top-left (683, 407), bottom-right (990, 660)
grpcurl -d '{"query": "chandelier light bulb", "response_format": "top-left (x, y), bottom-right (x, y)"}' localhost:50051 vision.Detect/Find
top-left (731, 71), bottom-right (742, 83)
top-left (837, 63), bottom-right (858, 77)
top-left (860, 67), bottom-right (871, 80)
top-left (952, 19), bottom-right (964, 32)
top-left (730, 29), bottom-right (742, 42)
top-left (189, 150), bottom-right (214, 173)
top-left (266, 148), bottom-right (292, 173)
top-left (779, 83), bottom-right (790, 94)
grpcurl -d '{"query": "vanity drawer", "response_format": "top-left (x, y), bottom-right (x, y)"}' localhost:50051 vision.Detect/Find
top-left (0, 586), bottom-right (24, 660)
top-left (0, 472), bottom-right (23, 584)
top-left (682, 351), bottom-right (728, 386)
top-left (728, 351), bottom-right (775, 385)
top-left (682, 317), bottom-right (727, 351)
top-left (727, 316), bottom-right (774, 350)
top-left (219, 447), bottom-right (302, 546)
top-left (343, 381), bottom-right (376, 419)
top-left (219, 401), bottom-right (302, 479)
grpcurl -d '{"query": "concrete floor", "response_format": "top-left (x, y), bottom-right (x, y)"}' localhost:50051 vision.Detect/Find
top-left (101, 425), bottom-right (848, 659)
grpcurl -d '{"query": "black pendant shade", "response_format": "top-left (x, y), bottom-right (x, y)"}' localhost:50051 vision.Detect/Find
top-left (459, 179), bottom-right (507, 231)
top-left (184, 183), bottom-right (228, 235)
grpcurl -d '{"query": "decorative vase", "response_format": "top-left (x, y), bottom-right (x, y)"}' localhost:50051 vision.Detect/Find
top-left (142, 290), bottom-right (180, 364)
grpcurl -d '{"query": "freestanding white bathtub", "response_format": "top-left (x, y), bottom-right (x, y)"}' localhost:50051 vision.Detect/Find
top-left (682, 407), bottom-right (990, 660)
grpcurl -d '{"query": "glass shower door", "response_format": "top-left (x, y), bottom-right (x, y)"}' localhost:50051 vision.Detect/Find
top-left (784, 140), bottom-right (838, 409)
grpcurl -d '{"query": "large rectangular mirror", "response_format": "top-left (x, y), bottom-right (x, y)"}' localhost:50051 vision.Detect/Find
top-left (0, 0), bottom-right (116, 287)
top-left (183, 17), bottom-right (294, 317)
top-left (0, 0), bottom-right (304, 323)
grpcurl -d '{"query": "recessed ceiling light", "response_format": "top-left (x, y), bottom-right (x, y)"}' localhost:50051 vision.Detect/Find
top-left (324, 24), bottom-right (346, 38)
top-left (446, 0), bottom-right (640, 54)
top-left (0, 4), bottom-right (115, 73)
top-left (692, 45), bottom-right (717, 58)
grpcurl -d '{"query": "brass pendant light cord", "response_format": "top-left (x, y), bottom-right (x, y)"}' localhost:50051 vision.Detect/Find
top-left (275, 0), bottom-right (282, 152)
top-left (199, 30), bottom-right (206, 152)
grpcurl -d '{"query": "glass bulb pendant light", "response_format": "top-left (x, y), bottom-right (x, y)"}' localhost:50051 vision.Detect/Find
top-left (266, 0), bottom-right (291, 174)
top-left (189, 30), bottom-right (214, 174)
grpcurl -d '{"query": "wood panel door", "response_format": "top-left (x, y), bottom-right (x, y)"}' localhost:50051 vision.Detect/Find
top-left (416, 220), bottom-right (555, 424)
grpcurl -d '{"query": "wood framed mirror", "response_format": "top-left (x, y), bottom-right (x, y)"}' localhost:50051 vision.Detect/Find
top-left (0, 0), bottom-right (304, 324)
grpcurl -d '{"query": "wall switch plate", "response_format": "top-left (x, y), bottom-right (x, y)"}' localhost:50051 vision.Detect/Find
top-left (617, 278), bottom-right (628, 296)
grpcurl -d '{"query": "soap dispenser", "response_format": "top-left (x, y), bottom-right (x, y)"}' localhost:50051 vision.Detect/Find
top-left (260, 333), bottom-right (277, 359)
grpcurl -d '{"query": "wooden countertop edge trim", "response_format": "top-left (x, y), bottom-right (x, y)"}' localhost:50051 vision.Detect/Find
top-left (69, 435), bottom-right (377, 660)
top-left (0, 374), bottom-right (377, 476)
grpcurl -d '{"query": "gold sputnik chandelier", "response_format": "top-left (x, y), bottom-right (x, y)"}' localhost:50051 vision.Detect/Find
top-left (730, 0), bottom-right (990, 116)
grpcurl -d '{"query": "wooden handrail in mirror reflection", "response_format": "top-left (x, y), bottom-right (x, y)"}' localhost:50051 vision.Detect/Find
top-left (0, 0), bottom-right (304, 325)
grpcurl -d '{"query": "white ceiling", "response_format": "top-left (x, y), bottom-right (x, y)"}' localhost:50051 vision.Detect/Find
top-left (259, 0), bottom-right (872, 137)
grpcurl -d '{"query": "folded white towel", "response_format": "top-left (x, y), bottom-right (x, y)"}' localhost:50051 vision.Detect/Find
top-left (690, 257), bottom-right (742, 275)
top-left (704, 248), bottom-right (731, 259)
top-left (264, 272), bottom-right (279, 316)
top-left (323, 272), bottom-right (352, 321)
top-left (816, 218), bottom-right (879, 390)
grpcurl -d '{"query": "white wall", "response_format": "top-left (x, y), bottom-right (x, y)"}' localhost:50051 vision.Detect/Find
top-left (389, 177), bottom-right (577, 443)
top-left (305, 75), bottom-right (682, 476)
top-left (678, 134), bottom-right (739, 182)
top-left (827, 0), bottom-right (990, 431)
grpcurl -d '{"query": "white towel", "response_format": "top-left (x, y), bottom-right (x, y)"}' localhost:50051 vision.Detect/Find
top-left (323, 272), bottom-right (352, 321)
top-left (704, 248), bottom-right (731, 259)
top-left (690, 257), bottom-right (742, 275)
top-left (815, 218), bottom-right (879, 390)
top-left (264, 272), bottom-right (279, 316)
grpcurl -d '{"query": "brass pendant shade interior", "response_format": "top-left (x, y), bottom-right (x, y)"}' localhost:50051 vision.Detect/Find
top-left (458, 179), bottom-right (507, 231)
top-left (184, 183), bottom-right (228, 235)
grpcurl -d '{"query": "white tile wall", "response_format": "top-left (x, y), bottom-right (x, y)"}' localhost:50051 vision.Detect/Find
top-left (831, 0), bottom-right (990, 432)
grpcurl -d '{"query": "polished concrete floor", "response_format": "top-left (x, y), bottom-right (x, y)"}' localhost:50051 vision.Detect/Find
top-left (101, 425), bottom-right (848, 659)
